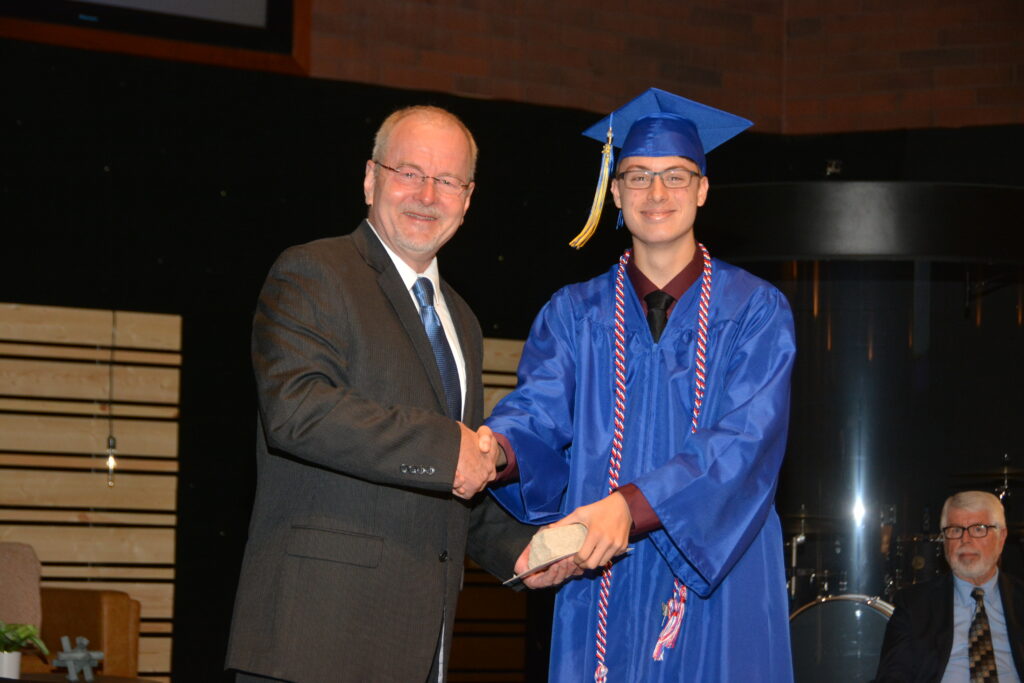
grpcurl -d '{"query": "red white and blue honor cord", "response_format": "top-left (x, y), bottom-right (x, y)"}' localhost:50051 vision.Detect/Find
top-left (594, 244), bottom-right (712, 681)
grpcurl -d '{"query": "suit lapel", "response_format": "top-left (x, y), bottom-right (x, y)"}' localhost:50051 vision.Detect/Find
top-left (352, 221), bottom-right (449, 415)
top-left (999, 572), bottom-right (1024, 675)
top-left (443, 280), bottom-right (479, 426)
top-left (935, 573), bottom-right (955, 678)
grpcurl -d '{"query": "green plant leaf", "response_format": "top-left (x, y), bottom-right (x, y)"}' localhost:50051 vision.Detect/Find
top-left (0, 621), bottom-right (49, 655)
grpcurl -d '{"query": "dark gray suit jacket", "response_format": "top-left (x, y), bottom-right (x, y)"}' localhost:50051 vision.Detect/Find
top-left (874, 571), bottom-right (1024, 682)
top-left (226, 222), bottom-right (534, 682)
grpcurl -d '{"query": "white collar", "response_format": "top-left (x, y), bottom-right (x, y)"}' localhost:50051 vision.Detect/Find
top-left (366, 220), bottom-right (442, 295)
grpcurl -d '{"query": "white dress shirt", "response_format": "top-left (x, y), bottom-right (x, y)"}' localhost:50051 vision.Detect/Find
top-left (366, 221), bottom-right (467, 419)
top-left (941, 570), bottom-right (1021, 682)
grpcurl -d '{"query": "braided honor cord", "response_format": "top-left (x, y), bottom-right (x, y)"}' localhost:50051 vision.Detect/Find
top-left (593, 249), bottom-right (632, 683)
top-left (652, 243), bottom-right (712, 660)
top-left (593, 244), bottom-right (713, 680)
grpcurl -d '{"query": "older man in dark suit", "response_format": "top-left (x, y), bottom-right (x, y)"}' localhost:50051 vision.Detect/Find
top-left (875, 491), bottom-right (1024, 682)
top-left (226, 106), bottom-right (554, 683)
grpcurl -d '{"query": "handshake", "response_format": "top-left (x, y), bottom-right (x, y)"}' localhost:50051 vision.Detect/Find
top-left (452, 424), bottom-right (504, 500)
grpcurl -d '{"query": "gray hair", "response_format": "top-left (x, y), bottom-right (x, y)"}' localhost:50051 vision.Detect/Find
top-left (371, 105), bottom-right (478, 180)
top-left (940, 490), bottom-right (1006, 528)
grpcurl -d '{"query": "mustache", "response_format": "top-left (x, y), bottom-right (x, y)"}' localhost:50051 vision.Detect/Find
top-left (401, 202), bottom-right (441, 219)
top-left (953, 550), bottom-right (981, 561)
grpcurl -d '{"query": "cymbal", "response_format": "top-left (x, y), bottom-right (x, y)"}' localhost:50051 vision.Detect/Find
top-left (781, 511), bottom-right (844, 534)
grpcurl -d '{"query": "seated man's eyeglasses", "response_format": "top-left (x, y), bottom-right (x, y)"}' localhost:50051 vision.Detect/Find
top-left (374, 161), bottom-right (470, 196)
top-left (940, 523), bottom-right (999, 539)
top-left (615, 167), bottom-right (702, 190)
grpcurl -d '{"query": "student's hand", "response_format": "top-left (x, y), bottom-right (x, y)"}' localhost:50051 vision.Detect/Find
top-left (557, 492), bottom-right (632, 570)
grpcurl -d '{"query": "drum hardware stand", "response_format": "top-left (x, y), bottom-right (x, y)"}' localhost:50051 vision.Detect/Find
top-left (880, 504), bottom-right (898, 600)
top-left (963, 267), bottom-right (1015, 318)
top-left (995, 453), bottom-right (1012, 502)
top-left (789, 526), bottom-right (806, 599)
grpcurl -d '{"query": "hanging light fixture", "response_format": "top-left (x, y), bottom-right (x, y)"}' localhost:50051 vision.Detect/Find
top-left (105, 310), bottom-right (117, 487)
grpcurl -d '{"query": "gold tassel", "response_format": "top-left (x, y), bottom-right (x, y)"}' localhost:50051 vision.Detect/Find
top-left (568, 124), bottom-right (614, 249)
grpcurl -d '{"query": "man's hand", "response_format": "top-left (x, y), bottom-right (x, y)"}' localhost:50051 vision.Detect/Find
top-left (452, 423), bottom-right (499, 499)
top-left (557, 492), bottom-right (632, 570)
top-left (514, 541), bottom-right (583, 589)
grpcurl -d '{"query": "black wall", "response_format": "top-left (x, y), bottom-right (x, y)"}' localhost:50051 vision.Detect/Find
top-left (3, 37), bottom-right (1022, 681)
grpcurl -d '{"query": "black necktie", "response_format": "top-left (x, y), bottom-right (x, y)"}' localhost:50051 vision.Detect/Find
top-left (645, 290), bottom-right (675, 343)
top-left (969, 587), bottom-right (998, 682)
top-left (412, 278), bottom-right (461, 420)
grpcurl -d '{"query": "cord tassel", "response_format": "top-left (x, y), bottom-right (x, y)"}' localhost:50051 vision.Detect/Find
top-left (652, 580), bottom-right (687, 660)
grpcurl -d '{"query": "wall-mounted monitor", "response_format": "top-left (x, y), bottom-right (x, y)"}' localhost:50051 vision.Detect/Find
top-left (0, 0), bottom-right (307, 74)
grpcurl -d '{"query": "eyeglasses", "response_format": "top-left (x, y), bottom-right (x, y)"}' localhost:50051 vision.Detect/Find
top-left (615, 167), bottom-right (702, 190)
top-left (941, 523), bottom-right (999, 540)
top-left (373, 161), bottom-right (470, 196)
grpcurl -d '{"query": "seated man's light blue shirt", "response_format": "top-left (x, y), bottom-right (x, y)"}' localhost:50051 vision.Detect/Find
top-left (941, 571), bottom-right (1021, 682)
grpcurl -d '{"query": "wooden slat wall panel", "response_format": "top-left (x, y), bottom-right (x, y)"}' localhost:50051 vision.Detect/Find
top-left (0, 414), bottom-right (178, 457)
top-left (0, 303), bottom-right (179, 681)
top-left (0, 398), bottom-right (180, 419)
top-left (482, 338), bottom-right (521, 418)
top-left (449, 338), bottom-right (529, 682)
top-left (43, 566), bottom-right (175, 580)
top-left (0, 303), bottom-right (181, 350)
top-left (138, 636), bottom-right (172, 675)
top-left (484, 387), bottom-right (514, 417)
top-left (0, 342), bottom-right (181, 366)
top-left (0, 508), bottom-right (176, 526)
top-left (448, 674), bottom-right (525, 683)
top-left (482, 338), bottom-right (524, 374)
top-left (0, 526), bottom-right (176, 564)
top-left (0, 470), bottom-right (177, 509)
top-left (0, 453), bottom-right (179, 472)
top-left (0, 358), bottom-right (180, 403)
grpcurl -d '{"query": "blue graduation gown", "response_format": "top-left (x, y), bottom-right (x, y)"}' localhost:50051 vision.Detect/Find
top-left (487, 258), bottom-right (796, 682)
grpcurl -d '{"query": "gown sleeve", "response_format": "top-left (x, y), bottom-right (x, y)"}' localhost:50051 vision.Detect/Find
top-left (635, 283), bottom-right (795, 596)
top-left (485, 290), bottom-right (578, 523)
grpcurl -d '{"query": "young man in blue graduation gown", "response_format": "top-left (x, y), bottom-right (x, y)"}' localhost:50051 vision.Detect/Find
top-left (484, 89), bottom-right (797, 681)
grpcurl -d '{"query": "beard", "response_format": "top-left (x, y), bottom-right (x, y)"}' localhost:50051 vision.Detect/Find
top-left (946, 548), bottom-right (996, 582)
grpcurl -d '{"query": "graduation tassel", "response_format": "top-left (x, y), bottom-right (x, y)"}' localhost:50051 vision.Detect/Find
top-left (568, 122), bottom-right (614, 249)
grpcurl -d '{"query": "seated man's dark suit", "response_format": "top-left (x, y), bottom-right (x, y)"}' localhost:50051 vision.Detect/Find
top-left (875, 571), bottom-right (1024, 682)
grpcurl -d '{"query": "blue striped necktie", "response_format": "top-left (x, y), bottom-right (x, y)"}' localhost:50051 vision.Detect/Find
top-left (412, 277), bottom-right (461, 420)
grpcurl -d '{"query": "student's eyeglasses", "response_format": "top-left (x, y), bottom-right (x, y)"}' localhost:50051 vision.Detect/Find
top-left (615, 167), bottom-right (702, 190)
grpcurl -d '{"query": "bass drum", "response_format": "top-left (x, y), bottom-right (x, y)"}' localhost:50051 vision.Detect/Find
top-left (790, 594), bottom-right (894, 683)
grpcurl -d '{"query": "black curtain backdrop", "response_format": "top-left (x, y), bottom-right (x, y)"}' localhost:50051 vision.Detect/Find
top-left (3, 37), bottom-right (1022, 681)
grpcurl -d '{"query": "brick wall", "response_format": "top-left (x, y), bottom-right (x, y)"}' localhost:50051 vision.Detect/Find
top-left (309, 0), bottom-right (1023, 135)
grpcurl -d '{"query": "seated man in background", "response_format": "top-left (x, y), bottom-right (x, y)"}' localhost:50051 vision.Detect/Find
top-left (875, 490), bottom-right (1024, 682)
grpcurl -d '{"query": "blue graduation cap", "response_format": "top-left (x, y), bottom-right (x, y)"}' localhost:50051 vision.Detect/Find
top-left (569, 88), bottom-right (752, 248)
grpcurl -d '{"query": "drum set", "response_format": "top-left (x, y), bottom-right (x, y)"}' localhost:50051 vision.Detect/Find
top-left (783, 503), bottom-right (910, 682)
top-left (784, 457), bottom-right (1024, 682)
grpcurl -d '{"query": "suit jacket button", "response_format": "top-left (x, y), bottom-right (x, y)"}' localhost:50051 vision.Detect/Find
top-left (400, 464), bottom-right (409, 473)
top-left (426, 467), bottom-right (435, 475)
top-left (438, 550), bottom-right (448, 562)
